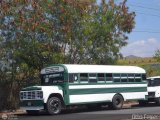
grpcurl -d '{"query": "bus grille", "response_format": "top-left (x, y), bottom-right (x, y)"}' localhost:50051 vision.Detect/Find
top-left (20, 91), bottom-right (43, 100)
top-left (148, 92), bottom-right (155, 97)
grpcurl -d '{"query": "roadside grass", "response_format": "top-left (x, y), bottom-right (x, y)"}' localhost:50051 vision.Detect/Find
top-left (117, 57), bottom-right (158, 65)
top-left (117, 57), bottom-right (160, 77)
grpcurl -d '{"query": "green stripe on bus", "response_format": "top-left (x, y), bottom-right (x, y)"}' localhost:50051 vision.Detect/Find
top-left (69, 87), bottom-right (147, 95)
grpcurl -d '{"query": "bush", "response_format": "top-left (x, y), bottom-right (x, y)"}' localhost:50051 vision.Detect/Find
top-left (0, 70), bottom-right (40, 111)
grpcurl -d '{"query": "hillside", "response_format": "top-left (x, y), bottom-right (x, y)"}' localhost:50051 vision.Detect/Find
top-left (117, 57), bottom-right (158, 65)
top-left (125, 55), bottom-right (141, 59)
top-left (117, 57), bottom-right (160, 77)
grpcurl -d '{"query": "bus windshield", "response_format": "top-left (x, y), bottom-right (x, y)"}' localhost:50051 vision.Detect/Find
top-left (147, 78), bottom-right (160, 87)
top-left (41, 72), bottom-right (64, 85)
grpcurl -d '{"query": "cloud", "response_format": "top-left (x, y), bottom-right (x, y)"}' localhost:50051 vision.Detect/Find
top-left (121, 38), bottom-right (160, 57)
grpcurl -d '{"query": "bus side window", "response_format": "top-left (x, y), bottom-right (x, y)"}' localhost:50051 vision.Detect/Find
top-left (113, 74), bottom-right (121, 82)
top-left (89, 73), bottom-right (97, 83)
top-left (69, 73), bottom-right (78, 83)
top-left (80, 73), bottom-right (88, 83)
top-left (106, 73), bottom-right (113, 82)
top-left (128, 74), bottom-right (135, 82)
top-left (142, 74), bottom-right (146, 80)
top-left (97, 73), bottom-right (105, 83)
top-left (121, 74), bottom-right (128, 82)
top-left (135, 74), bottom-right (142, 82)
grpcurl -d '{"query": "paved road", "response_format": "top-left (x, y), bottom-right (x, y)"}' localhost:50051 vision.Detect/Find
top-left (16, 104), bottom-right (160, 120)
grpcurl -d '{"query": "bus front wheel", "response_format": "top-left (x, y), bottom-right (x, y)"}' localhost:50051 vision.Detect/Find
top-left (111, 94), bottom-right (124, 110)
top-left (46, 97), bottom-right (62, 115)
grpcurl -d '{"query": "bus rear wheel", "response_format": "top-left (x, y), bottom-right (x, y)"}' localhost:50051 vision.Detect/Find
top-left (111, 94), bottom-right (124, 110)
top-left (46, 97), bottom-right (62, 115)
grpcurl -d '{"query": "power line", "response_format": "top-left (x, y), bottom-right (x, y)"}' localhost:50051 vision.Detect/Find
top-left (134, 11), bottom-right (160, 18)
top-left (128, 3), bottom-right (160, 11)
top-left (132, 30), bottom-right (160, 33)
top-left (117, 3), bottom-right (160, 17)
top-left (117, 0), bottom-right (160, 11)
top-left (128, 1), bottom-right (160, 9)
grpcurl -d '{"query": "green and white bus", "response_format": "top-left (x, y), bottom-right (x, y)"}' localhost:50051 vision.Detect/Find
top-left (20, 64), bottom-right (148, 115)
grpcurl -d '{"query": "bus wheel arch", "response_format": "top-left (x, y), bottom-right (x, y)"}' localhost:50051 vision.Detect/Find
top-left (46, 93), bottom-right (65, 115)
top-left (110, 93), bottom-right (124, 110)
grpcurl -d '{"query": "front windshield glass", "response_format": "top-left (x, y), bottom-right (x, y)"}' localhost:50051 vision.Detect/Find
top-left (147, 78), bottom-right (160, 87)
top-left (41, 72), bottom-right (64, 85)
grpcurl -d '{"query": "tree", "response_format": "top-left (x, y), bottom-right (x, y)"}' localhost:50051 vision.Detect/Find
top-left (154, 49), bottom-right (160, 62)
top-left (0, 0), bottom-right (135, 110)
top-left (0, 0), bottom-right (135, 67)
top-left (78, 0), bottom-right (135, 64)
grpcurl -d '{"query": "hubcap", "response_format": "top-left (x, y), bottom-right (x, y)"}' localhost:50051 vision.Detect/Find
top-left (49, 99), bottom-right (60, 113)
top-left (115, 98), bottom-right (121, 105)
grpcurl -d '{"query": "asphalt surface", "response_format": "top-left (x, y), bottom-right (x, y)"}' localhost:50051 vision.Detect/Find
top-left (9, 104), bottom-right (160, 120)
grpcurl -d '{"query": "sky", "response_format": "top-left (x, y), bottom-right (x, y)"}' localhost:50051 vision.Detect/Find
top-left (97, 0), bottom-right (160, 57)
top-left (120, 0), bottom-right (160, 57)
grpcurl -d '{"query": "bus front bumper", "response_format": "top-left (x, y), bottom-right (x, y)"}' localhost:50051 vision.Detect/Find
top-left (20, 100), bottom-right (44, 110)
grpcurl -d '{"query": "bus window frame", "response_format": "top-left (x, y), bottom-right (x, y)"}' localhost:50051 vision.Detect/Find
top-left (68, 73), bottom-right (79, 84)
top-left (80, 73), bottom-right (89, 83)
top-left (88, 73), bottom-right (97, 83)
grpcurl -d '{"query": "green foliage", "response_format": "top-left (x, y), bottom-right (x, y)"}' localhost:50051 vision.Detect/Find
top-left (154, 49), bottom-right (160, 62)
top-left (0, 0), bottom-right (135, 66)
top-left (117, 57), bottom-right (158, 65)
top-left (117, 57), bottom-right (160, 77)
top-left (141, 64), bottom-right (160, 77)
top-left (77, 0), bottom-right (135, 64)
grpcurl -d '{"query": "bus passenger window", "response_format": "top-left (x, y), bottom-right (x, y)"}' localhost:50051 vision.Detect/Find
top-left (89, 73), bottom-right (97, 83)
top-left (135, 78), bottom-right (141, 82)
top-left (142, 74), bottom-right (146, 80)
top-left (106, 73), bottom-right (113, 82)
top-left (135, 74), bottom-right (141, 77)
top-left (80, 73), bottom-right (88, 83)
top-left (128, 74), bottom-right (135, 82)
top-left (135, 74), bottom-right (142, 82)
top-left (98, 73), bottom-right (105, 82)
top-left (114, 79), bottom-right (120, 82)
top-left (69, 74), bottom-right (78, 83)
top-left (113, 74), bottom-right (120, 82)
top-left (121, 74), bottom-right (128, 82)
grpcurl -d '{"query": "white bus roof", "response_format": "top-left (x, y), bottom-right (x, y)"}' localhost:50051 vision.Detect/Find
top-left (41, 64), bottom-right (146, 74)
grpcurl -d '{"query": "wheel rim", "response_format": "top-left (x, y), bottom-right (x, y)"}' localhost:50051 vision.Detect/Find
top-left (115, 98), bottom-right (121, 106)
top-left (49, 99), bottom-right (61, 114)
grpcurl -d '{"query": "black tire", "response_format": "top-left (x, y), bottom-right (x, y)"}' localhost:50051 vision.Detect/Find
top-left (111, 94), bottom-right (124, 110)
top-left (138, 100), bottom-right (147, 106)
top-left (46, 97), bottom-right (62, 115)
top-left (26, 110), bottom-right (39, 115)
